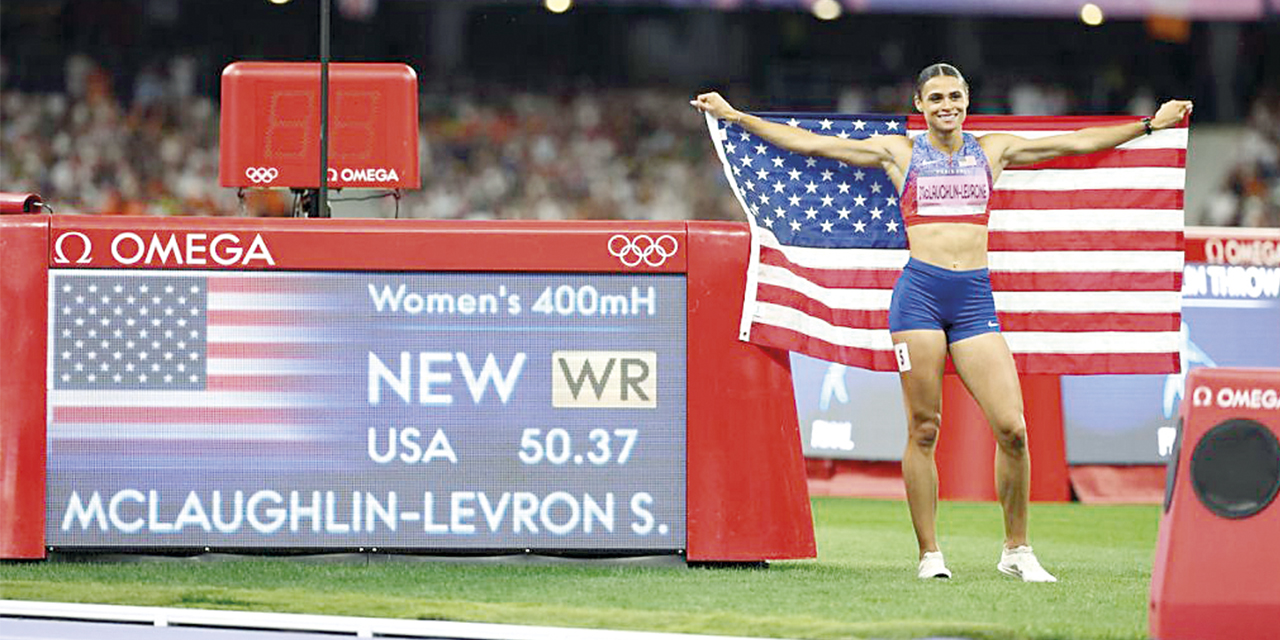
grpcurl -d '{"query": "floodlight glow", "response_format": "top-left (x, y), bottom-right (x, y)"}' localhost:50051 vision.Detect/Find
top-left (1080, 3), bottom-right (1105, 26)
top-left (545, 0), bottom-right (572, 13)
top-left (812, 0), bottom-right (842, 20)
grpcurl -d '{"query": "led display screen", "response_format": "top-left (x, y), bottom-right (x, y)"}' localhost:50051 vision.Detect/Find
top-left (791, 354), bottom-right (905, 460)
top-left (1062, 263), bottom-right (1280, 464)
top-left (47, 270), bottom-right (686, 550)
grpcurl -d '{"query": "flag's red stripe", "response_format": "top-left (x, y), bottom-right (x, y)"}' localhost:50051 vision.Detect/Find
top-left (53, 440), bottom-right (331, 455)
top-left (206, 375), bottom-right (341, 391)
top-left (1017, 148), bottom-right (1185, 170)
top-left (751, 322), bottom-right (1178, 375)
top-left (52, 407), bottom-right (317, 423)
top-left (998, 312), bottom-right (1180, 332)
top-left (207, 309), bottom-right (337, 326)
top-left (758, 284), bottom-right (1178, 332)
top-left (988, 270), bottom-right (1180, 292)
top-left (207, 343), bottom-right (332, 358)
top-left (1011, 351), bottom-right (1181, 375)
top-left (988, 230), bottom-right (1181, 252)
top-left (991, 189), bottom-right (1183, 210)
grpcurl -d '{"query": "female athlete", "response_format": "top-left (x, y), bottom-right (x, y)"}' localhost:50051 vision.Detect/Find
top-left (692, 63), bottom-right (1191, 582)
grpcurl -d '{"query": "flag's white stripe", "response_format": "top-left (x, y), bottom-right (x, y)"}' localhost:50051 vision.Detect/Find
top-left (206, 359), bottom-right (329, 375)
top-left (996, 167), bottom-right (1185, 191)
top-left (206, 325), bottom-right (335, 343)
top-left (706, 112), bottom-right (770, 338)
top-left (1003, 331), bottom-right (1179, 353)
top-left (759, 243), bottom-right (1180, 274)
top-left (48, 424), bottom-right (312, 440)
top-left (757, 265), bottom-right (893, 309)
top-left (990, 130), bottom-right (1187, 150)
top-left (909, 128), bottom-right (1188, 149)
top-left (989, 209), bottom-right (1184, 231)
top-left (757, 231), bottom-right (910, 269)
top-left (754, 303), bottom-right (892, 349)
top-left (52, 390), bottom-right (327, 407)
top-left (991, 290), bottom-right (1181, 313)
top-left (208, 292), bottom-right (333, 311)
top-left (757, 264), bottom-right (1179, 313)
top-left (989, 251), bottom-right (1182, 272)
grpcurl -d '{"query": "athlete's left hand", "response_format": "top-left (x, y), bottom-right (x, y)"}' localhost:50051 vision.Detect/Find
top-left (1151, 100), bottom-right (1193, 130)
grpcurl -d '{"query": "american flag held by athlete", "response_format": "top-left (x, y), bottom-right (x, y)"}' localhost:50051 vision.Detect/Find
top-left (703, 112), bottom-right (1187, 374)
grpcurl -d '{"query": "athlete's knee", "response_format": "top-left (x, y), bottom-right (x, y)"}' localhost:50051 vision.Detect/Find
top-left (908, 412), bottom-right (942, 450)
top-left (993, 416), bottom-right (1027, 454)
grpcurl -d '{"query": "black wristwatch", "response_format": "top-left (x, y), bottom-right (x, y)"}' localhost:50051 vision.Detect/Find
top-left (1142, 117), bottom-right (1154, 136)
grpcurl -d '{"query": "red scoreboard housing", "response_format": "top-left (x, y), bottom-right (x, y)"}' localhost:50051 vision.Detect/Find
top-left (219, 62), bottom-right (420, 190)
top-left (0, 215), bottom-right (816, 562)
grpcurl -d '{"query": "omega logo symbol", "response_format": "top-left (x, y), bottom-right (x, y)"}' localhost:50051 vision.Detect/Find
top-left (53, 231), bottom-right (93, 264)
top-left (1191, 386), bottom-right (1213, 407)
top-left (607, 234), bottom-right (679, 268)
top-left (244, 167), bottom-right (279, 184)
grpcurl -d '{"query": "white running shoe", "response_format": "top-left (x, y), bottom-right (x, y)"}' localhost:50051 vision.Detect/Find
top-left (917, 551), bottom-right (952, 579)
top-left (997, 545), bottom-right (1058, 583)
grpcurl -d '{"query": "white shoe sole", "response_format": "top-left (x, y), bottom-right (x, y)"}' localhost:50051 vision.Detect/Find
top-left (918, 560), bottom-right (952, 579)
top-left (998, 562), bottom-right (1056, 582)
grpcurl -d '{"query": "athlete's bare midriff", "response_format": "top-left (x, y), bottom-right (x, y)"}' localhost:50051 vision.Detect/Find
top-left (905, 222), bottom-right (989, 271)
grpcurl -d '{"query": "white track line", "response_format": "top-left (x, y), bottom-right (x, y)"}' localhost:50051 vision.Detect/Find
top-left (0, 600), bottom-right (791, 640)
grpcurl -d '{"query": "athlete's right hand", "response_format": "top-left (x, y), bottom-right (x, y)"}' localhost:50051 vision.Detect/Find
top-left (690, 92), bottom-right (739, 121)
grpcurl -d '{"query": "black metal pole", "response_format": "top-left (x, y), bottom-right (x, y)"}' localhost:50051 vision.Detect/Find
top-left (318, 0), bottom-right (330, 217)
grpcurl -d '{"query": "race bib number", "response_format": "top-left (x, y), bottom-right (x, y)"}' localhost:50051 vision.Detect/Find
top-left (894, 342), bottom-right (912, 372)
top-left (915, 174), bottom-right (988, 217)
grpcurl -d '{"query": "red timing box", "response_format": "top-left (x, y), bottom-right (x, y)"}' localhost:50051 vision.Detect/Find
top-left (1150, 367), bottom-right (1280, 639)
top-left (219, 62), bottom-right (420, 190)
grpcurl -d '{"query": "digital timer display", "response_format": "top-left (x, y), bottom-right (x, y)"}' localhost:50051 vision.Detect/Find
top-left (219, 62), bottom-right (420, 190)
top-left (47, 270), bottom-right (686, 550)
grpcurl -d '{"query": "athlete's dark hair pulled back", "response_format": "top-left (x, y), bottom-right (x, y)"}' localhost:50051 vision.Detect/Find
top-left (916, 63), bottom-right (968, 97)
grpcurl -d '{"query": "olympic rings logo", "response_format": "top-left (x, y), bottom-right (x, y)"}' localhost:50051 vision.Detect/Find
top-left (608, 234), bottom-right (679, 267)
top-left (244, 167), bottom-right (279, 184)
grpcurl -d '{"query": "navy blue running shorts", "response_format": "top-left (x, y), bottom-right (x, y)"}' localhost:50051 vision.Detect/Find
top-left (887, 257), bottom-right (1001, 344)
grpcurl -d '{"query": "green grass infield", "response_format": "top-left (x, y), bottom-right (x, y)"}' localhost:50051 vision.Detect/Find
top-left (0, 498), bottom-right (1161, 640)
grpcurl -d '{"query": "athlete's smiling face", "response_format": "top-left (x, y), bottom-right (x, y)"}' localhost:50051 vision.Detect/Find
top-left (915, 76), bottom-right (969, 134)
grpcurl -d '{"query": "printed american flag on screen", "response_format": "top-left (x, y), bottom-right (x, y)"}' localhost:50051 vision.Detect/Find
top-left (704, 112), bottom-right (1186, 374)
top-left (49, 272), bottom-right (341, 448)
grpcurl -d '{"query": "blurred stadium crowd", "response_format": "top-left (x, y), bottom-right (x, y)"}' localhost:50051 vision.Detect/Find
top-left (1201, 90), bottom-right (1280, 227)
top-left (7, 55), bottom-right (1278, 225)
top-left (0, 54), bottom-right (745, 220)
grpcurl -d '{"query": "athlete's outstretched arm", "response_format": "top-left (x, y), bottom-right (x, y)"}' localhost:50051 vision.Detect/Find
top-left (691, 91), bottom-right (906, 168)
top-left (986, 99), bottom-right (1193, 168)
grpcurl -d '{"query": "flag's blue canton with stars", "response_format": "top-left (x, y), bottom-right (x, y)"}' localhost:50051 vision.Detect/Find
top-left (717, 113), bottom-right (908, 249)
top-left (53, 275), bottom-right (208, 390)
